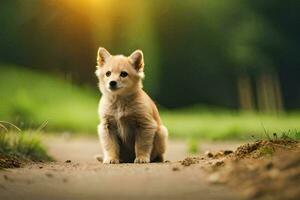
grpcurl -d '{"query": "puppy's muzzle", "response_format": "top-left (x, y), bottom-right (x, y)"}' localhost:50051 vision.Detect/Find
top-left (109, 81), bottom-right (117, 90)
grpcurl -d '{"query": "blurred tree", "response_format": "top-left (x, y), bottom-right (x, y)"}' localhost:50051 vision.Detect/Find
top-left (0, 0), bottom-right (299, 110)
top-left (153, 0), bottom-right (241, 108)
top-left (0, 0), bottom-right (95, 83)
top-left (246, 0), bottom-right (300, 110)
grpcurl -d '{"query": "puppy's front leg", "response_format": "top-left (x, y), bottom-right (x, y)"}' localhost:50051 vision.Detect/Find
top-left (134, 126), bottom-right (155, 163)
top-left (98, 123), bottom-right (120, 164)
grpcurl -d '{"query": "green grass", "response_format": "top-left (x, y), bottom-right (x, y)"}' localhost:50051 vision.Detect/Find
top-left (0, 130), bottom-right (52, 163)
top-left (187, 138), bottom-right (199, 154)
top-left (162, 110), bottom-right (300, 140)
top-left (0, 64), bottom-right (99, 133)
top-left (279, 130), bottom-right (300, 140)
top-left (1, 64), bottom-right (300, 140)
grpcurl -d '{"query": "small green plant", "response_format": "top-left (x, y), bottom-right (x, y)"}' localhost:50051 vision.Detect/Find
top-left (0, 132), bottom-right (52, 161)
top-left (0, 122), bottom-right (52, 168)
top-left (279, 130), bottom-right (300, 141)
top-left (187, 139), bottom-right (199, 154)
top-left (259, 129), bottom-right (300, 141)
top-left (258, 146), bottom-right (274, 157)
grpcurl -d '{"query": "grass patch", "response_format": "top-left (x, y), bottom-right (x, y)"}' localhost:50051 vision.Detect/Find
top-left (187, 138), bottom-right (199, 154)
top-left (0, 130), bottom-right (52, 168)
top-left (258, 146), bottom-right (274, 157)
top-left (162, 110), bottom-right (300, 140)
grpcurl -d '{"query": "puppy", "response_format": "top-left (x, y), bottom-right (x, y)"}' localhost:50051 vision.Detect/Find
top-left (95, 47), bottom-right (168, 164)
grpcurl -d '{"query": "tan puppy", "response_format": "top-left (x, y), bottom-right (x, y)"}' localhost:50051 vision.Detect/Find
top-left (95, 47), bottom-right (168, 164)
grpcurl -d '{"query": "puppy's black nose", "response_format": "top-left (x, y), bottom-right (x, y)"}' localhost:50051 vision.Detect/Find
top-left (109, 81), bottom-right (117, 87)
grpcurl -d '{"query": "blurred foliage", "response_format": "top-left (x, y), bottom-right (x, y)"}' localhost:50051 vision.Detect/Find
top-left (0, 65), bottom-right (98, 133)
top-left (162, 110), bottom-right (300, 140)
top-left (187, 139), bottom-right (199, 154)
top-left (0, 1), bottom-right (300, 139)
top-left (0, 0), bottom-right (299, 109)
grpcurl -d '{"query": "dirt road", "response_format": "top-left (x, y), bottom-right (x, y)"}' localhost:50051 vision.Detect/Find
top-left (0, 136), bottom-right (242, 200)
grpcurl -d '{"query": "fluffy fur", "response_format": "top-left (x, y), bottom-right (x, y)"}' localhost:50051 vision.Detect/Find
top-left (95, 47), bottom-right (168, 164)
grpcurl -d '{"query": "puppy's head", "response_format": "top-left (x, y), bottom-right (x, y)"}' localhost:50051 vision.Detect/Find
top-left (95, 47), bottom-right (144, 96)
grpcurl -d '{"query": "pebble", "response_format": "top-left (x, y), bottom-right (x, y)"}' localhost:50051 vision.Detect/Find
top-left (172, 167), bottom-right (180, 171)
top-left (205, 151), bottom-right (214, 158)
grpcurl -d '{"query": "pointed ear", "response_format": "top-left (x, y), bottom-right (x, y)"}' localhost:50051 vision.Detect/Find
top-left (97, 47), bottom-right (111, 67)
top-left (129, 50), bottom-right (144, 71)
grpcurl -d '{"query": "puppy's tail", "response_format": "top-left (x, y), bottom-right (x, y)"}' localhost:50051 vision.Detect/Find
top-left (94, 154), bottom-right (103, 162)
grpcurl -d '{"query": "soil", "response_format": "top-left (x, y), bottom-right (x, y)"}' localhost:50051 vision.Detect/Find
top-left (180, 156), bottom-right (200, 166)
top-left (203, 140), bottom-right (300, 200)
top-left (0, 136), bottom-right (299, 200)
top-left (0, 136), bottom-right (241, 200)
top-left (0, 155), bottom-right (25, 169)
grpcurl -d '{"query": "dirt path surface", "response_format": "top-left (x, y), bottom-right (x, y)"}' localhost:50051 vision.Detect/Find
top-left (0, 136), bottom-right (242, 200)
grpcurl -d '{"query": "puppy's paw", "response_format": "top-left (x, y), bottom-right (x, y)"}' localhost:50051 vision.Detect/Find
top-left (134, 156), bottom-right (150, 164)
top-left (103, 157), bottom-right (120, 164)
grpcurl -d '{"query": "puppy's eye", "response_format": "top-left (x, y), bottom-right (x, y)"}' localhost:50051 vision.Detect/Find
top-left (105, 71), bottom-right (111, 77)
top-left (120, 71), bottom-right (128, 78)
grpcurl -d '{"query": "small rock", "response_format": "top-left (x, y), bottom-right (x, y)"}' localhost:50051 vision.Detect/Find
top-left (45, 173), bottom-right (54, 178)
top-left (224, 150), bottom-right (233, 155)
top-left (172, 167), bottom-right (180, 171)
top-left (181, 157), bottom-right (199, 166)
top-left (3, 175), bottom-right (8, 181)
top-left (3, 175), bottom-right (14, 182)
top-left (65, 160), bottom-right (72, 163)
top-left (205, 151), bottom-right (214, 158)
top-left (265, 161), bottom-right (274, 170)
top-left (214, 151), bottom-right (224, 158)
top-left (94, 155), bottom-right (103, 162)
top-left (213, 161), bottom-right (224, 167)
top-left (0, 184), bottom-right (6, 190)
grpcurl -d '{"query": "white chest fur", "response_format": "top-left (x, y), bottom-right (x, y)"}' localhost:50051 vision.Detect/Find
top-left (108, 102), bottom-right (136, 143)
